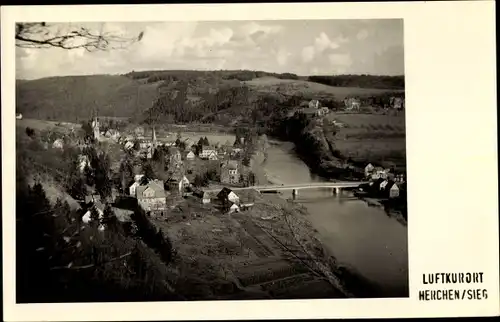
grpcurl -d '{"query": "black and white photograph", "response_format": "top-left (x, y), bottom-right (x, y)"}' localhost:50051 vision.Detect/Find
top-left (14, 18), bottom-right (408, 302)
top-left (4, 2), bottom-right (498, 320)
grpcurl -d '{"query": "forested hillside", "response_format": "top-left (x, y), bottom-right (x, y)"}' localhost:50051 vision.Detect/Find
top-left (16, 70), bottom-right (404, 125)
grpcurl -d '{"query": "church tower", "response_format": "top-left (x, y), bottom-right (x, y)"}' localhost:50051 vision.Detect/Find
top-left (91, 107), bottom-right (100, 141)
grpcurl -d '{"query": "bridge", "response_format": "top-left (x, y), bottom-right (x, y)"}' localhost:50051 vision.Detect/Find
top-left (205, 181), bottom-right (370, 199)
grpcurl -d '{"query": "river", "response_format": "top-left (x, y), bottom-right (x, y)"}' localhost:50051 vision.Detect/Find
top-left (262, 141), bottom-right (409, 297)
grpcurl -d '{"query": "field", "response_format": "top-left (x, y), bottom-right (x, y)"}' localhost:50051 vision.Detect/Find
top-left (149, 195), bottom-right (345, 300)
top-left (16, 118), bottom-right (81, 133)
top-left (244, 77), bottom-right (404, 100)
top-left (326, 112), bottom-right (406, 169)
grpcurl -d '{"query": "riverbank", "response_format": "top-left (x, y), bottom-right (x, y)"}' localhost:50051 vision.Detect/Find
top-left (249, 138), bottom-right (392, 297)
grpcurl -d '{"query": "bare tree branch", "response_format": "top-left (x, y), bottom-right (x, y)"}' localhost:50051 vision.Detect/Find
top-left (15, 22), bottom-right (143, 51)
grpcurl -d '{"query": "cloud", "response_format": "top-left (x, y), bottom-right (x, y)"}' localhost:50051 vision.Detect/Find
top-left (274, 48), bottom-right (291, 66)
top-left (356, 29), bottom-right (369, 40)
top-left (300, 32), bottom-right (349, 63)
top-left (302, 46), bottom-right (315, 63)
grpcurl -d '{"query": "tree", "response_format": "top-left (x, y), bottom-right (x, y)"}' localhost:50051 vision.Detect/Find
top-left (203, 136), bottom-right (210, 146)
top-left (102, 204), bottom-right (121, 233)
top-left (119, 157), bottom-right (134, 193)
top-left (15, 22), bottom-right (144, 51)
top-left (25, 127), bottom-right (35, 138)
top-left (142, 162), bottom-right (155, 180)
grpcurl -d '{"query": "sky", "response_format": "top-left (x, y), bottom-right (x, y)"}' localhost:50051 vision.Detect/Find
top-left (16, 19), bottom-right (404, 80)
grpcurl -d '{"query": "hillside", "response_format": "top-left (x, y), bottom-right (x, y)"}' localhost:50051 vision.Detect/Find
top-left (16, 70), bottom-right (404, 125)
top-left (16, 75), bottom-right (160, 122)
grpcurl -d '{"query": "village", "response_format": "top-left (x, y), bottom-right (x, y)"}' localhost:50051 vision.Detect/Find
top-left (58, 114), bottom-right (261, 231)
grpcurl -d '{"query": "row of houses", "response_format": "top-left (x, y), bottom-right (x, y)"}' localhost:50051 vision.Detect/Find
top-left (344, 96), bottom-right (405, 111)
top-left (364, 163), bottom-right (405, 182)
top-left (193, 187), bottom-right (254, 214)
top-left (362, 177), bottom-right (406, 199)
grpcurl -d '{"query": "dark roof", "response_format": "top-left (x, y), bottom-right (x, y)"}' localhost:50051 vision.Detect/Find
top-left (217, 187), bottom-right (233, 199)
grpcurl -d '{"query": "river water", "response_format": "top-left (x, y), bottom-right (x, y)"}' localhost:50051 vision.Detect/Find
top-left (262, 141), bottom-right (409, 297)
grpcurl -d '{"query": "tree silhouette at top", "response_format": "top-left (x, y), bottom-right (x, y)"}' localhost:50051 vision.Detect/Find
top-left (16, 22), bottom-right (144, 51)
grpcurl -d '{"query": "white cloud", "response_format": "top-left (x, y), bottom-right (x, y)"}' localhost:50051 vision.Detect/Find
top-left (275, 48), bottom-right (291, 66)
top-left (356, 29), bottom-right (369, 40)
top-left (301, 46), bottom-right (315, 63)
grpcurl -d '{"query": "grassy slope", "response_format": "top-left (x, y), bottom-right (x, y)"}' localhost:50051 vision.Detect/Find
top-left (16, 75), bottom-right (160, 122)
top-left (327, 112), bottom-right (406, 169)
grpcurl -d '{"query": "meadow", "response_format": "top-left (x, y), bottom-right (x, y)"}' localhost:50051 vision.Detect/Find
top-left (244, 77), bottom-right (404, 101)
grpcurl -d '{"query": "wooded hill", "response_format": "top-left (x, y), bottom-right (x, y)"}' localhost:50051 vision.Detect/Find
top-left (16, 70), bottom-right (404, 126)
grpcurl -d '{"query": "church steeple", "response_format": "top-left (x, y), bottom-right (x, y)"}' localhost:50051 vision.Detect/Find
top-left (152, 125), bottom-right (157, 149)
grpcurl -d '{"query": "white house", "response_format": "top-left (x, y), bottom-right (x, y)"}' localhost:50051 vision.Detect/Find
top-left (52, 138), bottom-right (64, 149)
top-left (186, 151), bottom-right (196, 160)
top-left (365, 163), bottom-right (375, 176)
top-left (208, 151), bottom-right (219, 161)
top-left (129, 181), bottom-right (141, 196)
top-left (389, 183), bottom-right (400, 198)
top-left (200, 146), bottom-right (217, 159)
top-left (380, 180), bottom-right (389, 190)
top-left (308, 99), bottom-right (320, 109)
top-left (16, 113), bottom-right (23, 120)
top-left (78, 154), bottom-right (90, 172)
top-left (228, 203), bottom-right (240, 214)
top-left (217, 187), bottom-right (240, 204)
top-left (124, 141), bottom-right (134, 150)
top-left (134, 174), bottom-right (144, 182)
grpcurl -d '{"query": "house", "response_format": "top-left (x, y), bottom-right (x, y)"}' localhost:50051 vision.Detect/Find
top-left (124, 141), bottom-right (134, 150)
top-left (365, 163), bottom-right (375, 177)
top-left (344, 97), bottom-right (361, 110)
top-left (166, 170), bottom-right (188, 194)
top-left (135, 126), bottom-right (145, 137)
top-left (319, 106), bottom-right (330, 116)
top-left (391, 97), bottom-right (404, 109)
top-left (186, 151), bottom-right (196, 161)
top-left (193, 189), bottom-right (211, 204)
top-left (52, 138), bottom-right (64, 149)
top-left (371, 167), bottom-right (388, 180)
top-left (16, 113), bottom-right (23, 120)
top-left (208, 151), bottom-right (219, 161)
top-left (389, 182), bottom-right (400, 198)
top-left (183, 138), bottom-right (195, 149)
top-left (129, 181), bottom-right (141, 196)
top-left (105, 129), bottom-right (120, 141)
top-left (199, 146), bottom-right (217, 159)
top-left (168, 147), bottom-right (183, 168)
top-left (136, 180), bottom-right (167, 212)
top-left (78, 154), bottom-right (90, 172)
top-left (217, 187), bottom-right (240, 205)
top-left (82, 199), bottom-right (105, 230)
top-left (228, 203), bottom-right (240, 214)
top-left (231, 147), bottom-right (243, 157)
top-left (220, 160), bottom-right (240, 184)
top-left (308, 99), bottom-right (320, 109)
top-left (380, 179), bottom-right (389, 190)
